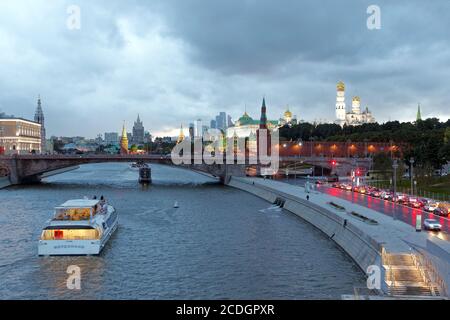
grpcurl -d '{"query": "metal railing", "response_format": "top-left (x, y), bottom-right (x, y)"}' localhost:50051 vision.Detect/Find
top-left (381, 248), bottom-right (397, 295)
top-left (411, 249), bottom-right (447, 297)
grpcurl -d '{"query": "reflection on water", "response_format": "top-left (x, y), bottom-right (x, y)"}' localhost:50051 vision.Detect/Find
top-left (0, 163), bottom-right (364, 299)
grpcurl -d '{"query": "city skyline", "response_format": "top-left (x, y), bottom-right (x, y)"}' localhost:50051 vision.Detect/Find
top-left (1, 0), bottom-right (450, 138)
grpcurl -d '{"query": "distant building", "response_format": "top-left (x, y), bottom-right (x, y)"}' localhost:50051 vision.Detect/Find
top-left (216, 112), bottom-right (227, 131)
top-left (210, 119), bottom-right (217, 130)
top-left (34, 96), bottom-right (46, 152)
top-left (227, 114), bottom-right (234, 127)
top-left (335, 81), bottom-right (376, 126)
top-left (132, 114), bottom-right (145, 145)
top-left (0, 118), bottom-right (42, 154)
top-left (105, 132), bottom-right (119, 145)
top-left (144, 131), bottom-right (152, 144)
top-left (189, 123), bottom-right (195, 140)
top-left (195, 119), bottom-right (203, 138)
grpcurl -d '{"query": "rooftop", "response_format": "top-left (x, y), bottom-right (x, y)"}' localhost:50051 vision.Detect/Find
top-left (58, 199), bottom-right (100, 208)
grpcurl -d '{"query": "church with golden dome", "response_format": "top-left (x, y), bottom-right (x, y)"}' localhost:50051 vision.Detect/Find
top-left (335, 81), bottom-right (375, 126)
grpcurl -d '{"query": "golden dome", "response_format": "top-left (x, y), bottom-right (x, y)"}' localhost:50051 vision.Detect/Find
top-left (337, 81), bottom-right (345, 91)
top-left (352, 96), bottom-right (360, 102)
top-left (284, 108), bottom-right (292, 119)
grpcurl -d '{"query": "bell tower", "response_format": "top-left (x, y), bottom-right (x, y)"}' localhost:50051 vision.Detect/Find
top-left (335, 81), bottom-right (346, 126)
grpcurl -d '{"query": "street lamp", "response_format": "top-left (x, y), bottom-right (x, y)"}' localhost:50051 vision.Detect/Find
top-left (351, 159), bottom-right (357, 203)
top-left (392, 159), bottom-right (399, 220)
top-left (410, 157), bottom-right (415, 196)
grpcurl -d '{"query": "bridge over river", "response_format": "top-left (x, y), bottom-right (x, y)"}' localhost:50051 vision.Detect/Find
top-left (0, 154), bottom-right (373, 186)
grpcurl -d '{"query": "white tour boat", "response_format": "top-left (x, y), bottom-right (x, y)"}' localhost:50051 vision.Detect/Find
top-left (38, 199), bottom-right (118, 256)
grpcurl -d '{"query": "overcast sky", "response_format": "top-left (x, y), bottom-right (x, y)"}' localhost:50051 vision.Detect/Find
top-left (0, 0), bottom-right (449, 138)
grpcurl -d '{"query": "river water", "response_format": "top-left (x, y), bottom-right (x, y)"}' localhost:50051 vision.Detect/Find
top-left (0, 163), bottom-right (364, 299)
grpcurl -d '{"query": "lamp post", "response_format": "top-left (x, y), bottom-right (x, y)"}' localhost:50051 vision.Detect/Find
top-left (410, 157), bottom-right (415, 196)
top-left (351, 159), bottom-right (357, 203)
top-left (296, 140), bottom-right (303, 180)
top-left (392, 159), bottom-right (399, 220)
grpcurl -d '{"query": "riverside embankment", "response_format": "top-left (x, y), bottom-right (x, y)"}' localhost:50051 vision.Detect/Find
top-left (227, 176), bottom-right (450, 298)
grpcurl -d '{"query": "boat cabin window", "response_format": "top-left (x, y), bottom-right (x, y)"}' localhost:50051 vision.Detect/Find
top-left (41, 228), bottom-right (100, 240)
top-left (53, 207), bottom-right (97, 221)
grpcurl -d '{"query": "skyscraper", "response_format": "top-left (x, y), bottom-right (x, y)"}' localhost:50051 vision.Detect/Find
top-left (34, 96), bottom-right (46, 153)
top-left (189, 123), bottom-right (195, 140)
top-left (227, 115), bottom-right (233, 128)
top-left (105, 132), bottom-right (119, 145)
top-left (132, 114), bottom-right (145, 145)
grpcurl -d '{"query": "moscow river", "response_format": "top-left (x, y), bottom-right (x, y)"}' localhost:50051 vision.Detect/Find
top-left (0, 163), bottom-right (365, 299)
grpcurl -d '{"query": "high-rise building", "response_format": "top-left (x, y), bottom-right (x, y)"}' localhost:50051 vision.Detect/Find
top-left (227, 115), bottom-right (233, 128)
top-left (195, 119), bottom-right (203, 138)
top-left (215, 112), bottom-right (227, 131)
top-left (132, 114), bottom-right (145, 145)
top-left (105, 132), bottom-right (119, 145)
top-left (120, 122), bottom-right (129, 154)
top-left (189, 123), bottom-right (195, 140)
top-left (34, 96), bottom-right (46, 153)
top-left (210, 119), bottom-right (217, 130)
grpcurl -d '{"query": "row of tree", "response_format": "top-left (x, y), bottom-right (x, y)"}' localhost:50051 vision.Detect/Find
top-left (279, 118), bottom-right (450, 172)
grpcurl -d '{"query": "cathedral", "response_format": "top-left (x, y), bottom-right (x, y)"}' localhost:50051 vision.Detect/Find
top-left (335, 81), bottom-right (375, 126)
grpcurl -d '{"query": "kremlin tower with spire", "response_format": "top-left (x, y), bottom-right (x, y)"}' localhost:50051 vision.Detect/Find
top-left (120, 122), bottom-right (129, 154)
top-left (256, 97), bottom-right (271, 161)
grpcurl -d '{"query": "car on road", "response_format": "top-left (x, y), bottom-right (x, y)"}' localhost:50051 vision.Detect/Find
top-left (424, 202), bottom-right (439, 212)
top-left (408, 197), bottom-right (425, 209)
top-left (395, 193), bottom-right (409, 205)
top-left (423, 219), bottom-right (442, 231)
top-left (381, 191), bottom-right (393, 201)
top-left (433, 208), bottom-right (448, 217)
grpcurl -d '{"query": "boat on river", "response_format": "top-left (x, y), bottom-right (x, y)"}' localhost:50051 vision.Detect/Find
top-left (129, 162), bottom-right (148, 171)
top-left (38, 199), bottom-right (118, 256)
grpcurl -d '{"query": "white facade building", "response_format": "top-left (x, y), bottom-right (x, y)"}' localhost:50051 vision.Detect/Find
top-left (335, 81), bottom-right (376, 126)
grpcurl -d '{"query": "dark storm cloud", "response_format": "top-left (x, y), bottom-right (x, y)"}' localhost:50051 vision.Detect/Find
top-left (0, 0), bottom-right (449, 138)
top-left (149, 0), bottom-right (450, 74)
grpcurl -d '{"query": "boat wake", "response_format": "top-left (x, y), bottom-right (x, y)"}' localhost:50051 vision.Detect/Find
top-left (258, 205), bottom-right (283, 214)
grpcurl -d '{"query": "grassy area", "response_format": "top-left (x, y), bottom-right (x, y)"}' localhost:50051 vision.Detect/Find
top-left (368, 175), bottom-right (450, 201)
